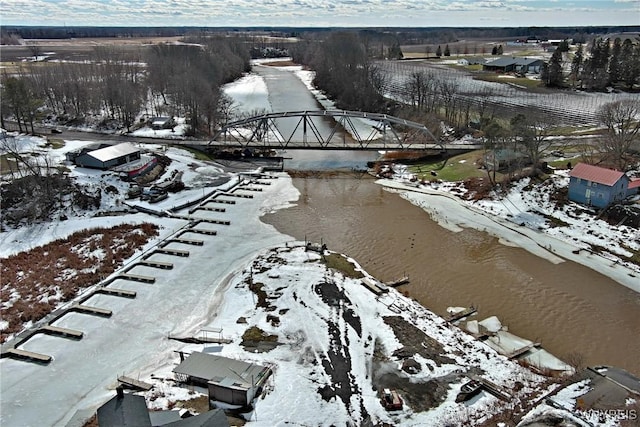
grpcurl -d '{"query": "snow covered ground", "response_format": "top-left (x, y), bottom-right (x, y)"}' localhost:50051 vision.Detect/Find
top-left (2, 58), bottom-right (636, 426)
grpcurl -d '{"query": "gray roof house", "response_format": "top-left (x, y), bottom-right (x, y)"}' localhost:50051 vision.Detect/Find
top-left (173, 352), bottom-right (272, 407)
top-left (97, 389), bottom-right (229, 427)
top-left (483, 57), bottom-right (544, 74)
top-left (73, 142), bottom-right (141, 170)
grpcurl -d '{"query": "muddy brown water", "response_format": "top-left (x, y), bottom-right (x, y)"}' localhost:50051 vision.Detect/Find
top-left (262, 176), bottom-right (640, 375)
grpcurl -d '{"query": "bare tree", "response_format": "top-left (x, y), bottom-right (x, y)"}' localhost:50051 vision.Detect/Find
top-left (597, 99), bottom-right (640, 170)
top-left (510, 113), bottom-right (559, 173)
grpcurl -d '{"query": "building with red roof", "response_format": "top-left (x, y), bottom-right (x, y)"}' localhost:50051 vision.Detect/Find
top-left (568, 163), bottom-right (637, 208)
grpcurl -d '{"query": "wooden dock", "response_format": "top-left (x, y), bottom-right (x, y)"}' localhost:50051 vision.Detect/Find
top-left (361, 277), bottom-right (386, 296)
top-left (506, 343), bottom-right (539, 359)
top-left (184, 229), bottom-right (217, 236)
top-left (240, 187), bottom-right (263, 192)
top-left (197, 206), bottom-right (226, 213)
top-left (118, 376), bottom-right (154, 391)
top-left (154, 248), bottom-right (190, 257)
top-left (96, 287), bottom-right (137, 298)
top-left (198, 218), bottom-right (230, 226)
top-left (469, 374), bottom-right (512, 401)
top-left (118, 273), bottom-right (156, 284)
top-left (2, 348), bottom-right (52, 364)
top-left (207, 199), bottom-right (236, 205)
top-left (40, 325), bottom-right (84, 339)
top-left (445, 306), bottom-right (477, 322)
top-left (224, 192), bottom-right (253, 199)
top-left (170, 237), bottom-right (204, 246)
top-left (137, 260), bottom-right (174, 270)
top-left (386, 276), bottom-right (409, 287)
top-left (70, 304), bottom-right (113, 318)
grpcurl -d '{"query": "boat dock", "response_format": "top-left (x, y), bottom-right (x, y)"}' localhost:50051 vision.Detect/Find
top-left (40, 325), bottom-right (84, 340)
top-left (386, 276), bottom-right (409, 287)
top-left (118, 273), bottom-right (156, 284)
top-left (118, 376), bottom-right (153, 391)
top-left (96, 287), bottom-right (137, 298)
top-left (137, 260), bottom-right (174, 270)
top-left (154, 248), bottom-right (190, 257)
top-left (446, 306), bottom-right (477, 322)
top-left (469, 374), bottom-right (512, 401)
top-left (70, 304), bottom-right (113, 318)
top-left (1, 348), bottom-right (52, 364)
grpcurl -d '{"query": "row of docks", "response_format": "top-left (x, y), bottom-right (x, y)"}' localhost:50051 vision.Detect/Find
top-left (0, 176), bottom-right (277, 365)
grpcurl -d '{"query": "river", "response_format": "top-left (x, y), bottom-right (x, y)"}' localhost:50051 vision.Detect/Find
top-left (255, 64), bottom-right (640, 376)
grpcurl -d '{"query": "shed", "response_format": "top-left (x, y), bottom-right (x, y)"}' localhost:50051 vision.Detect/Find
top-left (74, 142), bottom-right (141, 170)
top-left (568, 163), bottom-right (630, 208)
top-left (173, 352), bottom-right (271, 407)
top-left (483, 149), bottom-right (530, 171)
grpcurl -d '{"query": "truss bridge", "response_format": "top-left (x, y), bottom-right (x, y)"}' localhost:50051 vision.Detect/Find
top-left (204, 110), bottom-right (482, 152)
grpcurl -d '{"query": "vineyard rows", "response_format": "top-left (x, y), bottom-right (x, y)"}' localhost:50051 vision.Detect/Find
top-left (377, 60), bottom-right (640, 127)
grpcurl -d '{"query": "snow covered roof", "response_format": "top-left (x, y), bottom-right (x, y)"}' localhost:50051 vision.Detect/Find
top-left (173, 352), bottom-right (268, 389)
top-left (569, 163), bottom-right (626, 186)
top-left (88, 142), bottom-right (140, 162)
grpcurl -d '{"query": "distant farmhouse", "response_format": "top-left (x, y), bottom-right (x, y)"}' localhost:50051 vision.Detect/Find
top-left (483, 57), bottom-right (544, 74)
top-left (568, 163), bottom-right (640, 208)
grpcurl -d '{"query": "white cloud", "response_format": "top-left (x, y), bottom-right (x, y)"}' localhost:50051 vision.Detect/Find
top-left (1, 0), bottom-right (637, 26)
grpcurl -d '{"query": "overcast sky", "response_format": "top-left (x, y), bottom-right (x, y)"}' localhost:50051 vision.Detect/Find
top-left (1, 0), bottom-right (639, 27)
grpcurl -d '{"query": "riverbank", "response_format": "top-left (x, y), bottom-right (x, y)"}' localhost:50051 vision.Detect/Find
top-left (377, 174), bottom-right (640, 294)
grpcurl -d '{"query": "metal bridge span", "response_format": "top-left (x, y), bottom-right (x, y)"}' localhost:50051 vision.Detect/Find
top-left (196, 110), bottom-right (483, 152)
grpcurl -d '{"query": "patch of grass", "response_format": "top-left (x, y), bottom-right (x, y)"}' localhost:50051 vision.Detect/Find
top-left (249, 282), bottom-right (271, 309)
top-left (173, 395), bottom-right (210, 413)
top-left (406, 150), bottom-right (487, 182)
top-left (539, 212), bottom-right (570, 228)
top-left (241, 326), bottom-right (278, 343)
top-left (322, 253), bottom-right (364, 279)
top-left (174, 145), bottom-right (214, 161)
top-left (473, 74), bottom-right (542, 89)
top-left (44, 138), bottom-right (65, 149)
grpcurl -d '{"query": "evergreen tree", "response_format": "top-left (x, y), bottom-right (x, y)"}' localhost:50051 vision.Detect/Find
top-left (608, 37), bottom-right (623, 85)
top-left (621, 39), bottom-right (640, 89)
top-left (491, 45), bottom-right (498, 55)
top-left (582, 38), bottom-right (610, 90)
top-left (557, 40), bottom-right (570, 52)
top-left (571, 44), bottom-right (584, 88)
top-left (436, 45), bottom-right (442, 57)
top-left (387, 42), bottom-right (403, 60)
top-left (497, 44), bottom-right (503, 55)
top-left (444, 44), bottom-right (451, 57)
top-left (545, 48), bottom-right (564, 87)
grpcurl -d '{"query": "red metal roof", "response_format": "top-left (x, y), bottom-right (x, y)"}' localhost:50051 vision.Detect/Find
top-left (569, 163), bottom-right (626, 186)
top-left (629, 178), bottom-right (640, 189)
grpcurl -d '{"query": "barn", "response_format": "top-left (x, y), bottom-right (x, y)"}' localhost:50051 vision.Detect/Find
top-left (173, 352), bottom-right (272, 407)
top-left (73, 142), bottom-right (141, 170)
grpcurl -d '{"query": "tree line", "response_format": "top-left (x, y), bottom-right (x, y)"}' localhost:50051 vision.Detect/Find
top-left (0, 36), bottom-right (250, 136)
top-left (543, 37), bottom-right (640, 90)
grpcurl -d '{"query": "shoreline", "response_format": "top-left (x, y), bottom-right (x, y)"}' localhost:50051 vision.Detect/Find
top-left (377, 178), bottom-right (640, 294)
